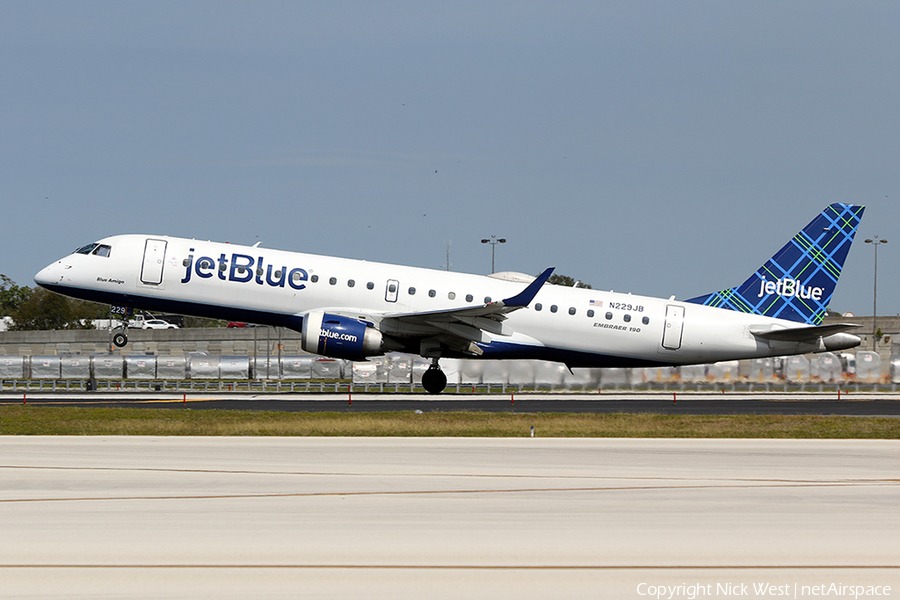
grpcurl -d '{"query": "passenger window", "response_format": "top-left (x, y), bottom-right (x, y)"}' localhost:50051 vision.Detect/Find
top-left (484, 297), bottom-right (492, 303)
top-left (183, 258), bottom-right (190, 267)
top-left (587, 309), bottom-right (594, 318)
top-left (329, 277), bottom-right (337, 285)
top-left (256, 268), bottom-right (264, 277)
top-left (367, 282), bottom-right (375, 290)
top-left (274, 270), bottom-right (283, 278)
top-left (535, 303), bottom-right (542, 311)
top-left (642, 316), bottom-right (650, 325)
top-left (310, 275), bottom-right (318, 283)
top-left (408, 287), bottom-right (416, 295)
top-left (550, 305), bottom-right (558, 313)
top-left (219, 263), bottom-right (226, 272)
top-left (624, 314), bottom-right (631, 323)
top-left (466, 294), bottom-right (473, 302)
top-left (448, 292), bottom-right (456, 300)
top-left (388, 283), bottom-right (397, 293)
top-left (606, 312), bottom-right (613, 320)
top-left (568, 307), bottom-right (576, 315)
top-left (428, 289), bottom-right (436, 298)
top-left (238, 267), bottom-right (247, 275)
top-left (348, 279), bottom-right (355, 287)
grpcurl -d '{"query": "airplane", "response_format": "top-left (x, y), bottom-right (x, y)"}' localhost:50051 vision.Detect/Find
top-left (35, 203), bottom-right (865, 393)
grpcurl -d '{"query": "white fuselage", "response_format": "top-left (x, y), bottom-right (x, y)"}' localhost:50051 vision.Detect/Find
top-left (35, 234), bottom-right (842, 368)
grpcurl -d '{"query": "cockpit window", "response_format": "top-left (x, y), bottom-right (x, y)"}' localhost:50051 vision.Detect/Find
top-left (74, 243), bottom-right (111, 257)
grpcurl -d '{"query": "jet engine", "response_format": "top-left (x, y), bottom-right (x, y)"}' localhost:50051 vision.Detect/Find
top-left (301, 311), bottom-right (384, 360)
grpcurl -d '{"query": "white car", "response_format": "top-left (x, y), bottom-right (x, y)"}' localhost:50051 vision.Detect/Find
top-left (140, 319), bottom-right (179, 330)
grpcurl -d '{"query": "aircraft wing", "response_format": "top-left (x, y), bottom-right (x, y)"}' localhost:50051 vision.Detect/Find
top-left (378, 267), bottom-right (555, 354)
top-left (749, 322), bottom-right (862, 342)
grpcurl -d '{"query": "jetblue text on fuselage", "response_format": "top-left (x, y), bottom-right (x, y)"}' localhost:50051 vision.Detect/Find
top-left (180, 249), bottom-right (307, 290)
top-left (757, 276), bottom-right (823, 301)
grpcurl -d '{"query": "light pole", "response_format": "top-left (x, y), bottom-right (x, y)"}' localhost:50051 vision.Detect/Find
top-left (481, 236), bottom-right (506, 274)
top-left (864, 235), bottom-right (888, 351)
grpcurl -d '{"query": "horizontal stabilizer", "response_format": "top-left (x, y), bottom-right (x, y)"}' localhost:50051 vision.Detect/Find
top-left (749, 322), bottom-right (862, 342)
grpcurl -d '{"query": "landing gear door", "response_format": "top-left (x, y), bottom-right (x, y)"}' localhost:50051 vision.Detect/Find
top-left (661, 305), bottom-right (685, 350)
top-left (140, 238), bottom-right (167, 286)
top-left (385, 279), bottom-right (399, 303)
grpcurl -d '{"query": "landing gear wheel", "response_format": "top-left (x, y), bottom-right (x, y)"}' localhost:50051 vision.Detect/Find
top-left (421, 367), bottom-right (447, 394)
top-left (112, 332), bottom-right (128, 348)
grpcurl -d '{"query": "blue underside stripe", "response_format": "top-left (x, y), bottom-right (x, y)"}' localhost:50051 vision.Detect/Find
top-left (42, 284), bottom-right (671, 369)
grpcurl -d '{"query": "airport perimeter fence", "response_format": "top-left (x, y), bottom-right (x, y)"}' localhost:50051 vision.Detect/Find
top-left (4, 377), bottom-right (899, 395)
top-left (1, 351), bottom-right (899, 393)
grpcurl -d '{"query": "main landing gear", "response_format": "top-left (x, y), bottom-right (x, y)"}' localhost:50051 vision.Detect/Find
top-left (421, 357), bottom-right (447, 394)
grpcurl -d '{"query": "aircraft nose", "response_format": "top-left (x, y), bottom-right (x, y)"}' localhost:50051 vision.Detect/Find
top-left (34, 261), bottom-right (69, 288)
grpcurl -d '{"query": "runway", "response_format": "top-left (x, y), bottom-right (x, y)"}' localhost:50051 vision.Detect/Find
top-left (1, 437), bottom-right (898, 598)
top-left (3, 391), bottom-right (900, 415)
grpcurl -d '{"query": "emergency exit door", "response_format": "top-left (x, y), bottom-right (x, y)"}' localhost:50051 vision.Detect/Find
top-left (661, 305), bottom-right (685, 350)
top-left (385, 279), bottom-right (399, 302)
top-left (140, 239), bottom-right (167, 285)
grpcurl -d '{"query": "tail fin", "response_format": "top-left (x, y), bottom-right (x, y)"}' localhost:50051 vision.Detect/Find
top-left (686, 203), bottom-right (865, 325)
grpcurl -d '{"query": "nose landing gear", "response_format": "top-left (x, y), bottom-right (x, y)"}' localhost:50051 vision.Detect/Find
top-left (421, 357), bottom-right (447, 394)
top-left (112, 329), bottom-right (128, 348)
top-left (109, 306), bottom-right (132, 348)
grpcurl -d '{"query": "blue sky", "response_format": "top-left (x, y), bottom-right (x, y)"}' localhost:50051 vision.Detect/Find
top-left (2, 1), bottom-right (898, 315)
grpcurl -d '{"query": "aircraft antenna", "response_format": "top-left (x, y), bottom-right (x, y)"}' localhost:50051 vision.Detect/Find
top-left (444, 241), bottom-right (452, 271)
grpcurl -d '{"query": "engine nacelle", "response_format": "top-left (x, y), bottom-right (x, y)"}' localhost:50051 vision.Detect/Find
top-left (301, 312), bottom-right (383, 360)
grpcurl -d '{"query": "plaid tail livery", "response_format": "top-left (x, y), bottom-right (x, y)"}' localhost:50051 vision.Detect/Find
top-left (686, 203), bottom-right (865, 325)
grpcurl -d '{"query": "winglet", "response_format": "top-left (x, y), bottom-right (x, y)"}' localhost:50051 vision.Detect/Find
top-left (502, 267), bottom-right (555, 308)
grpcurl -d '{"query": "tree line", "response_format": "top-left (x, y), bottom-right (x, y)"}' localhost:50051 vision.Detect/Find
top-left (0, 275), bottom-right (108, 330)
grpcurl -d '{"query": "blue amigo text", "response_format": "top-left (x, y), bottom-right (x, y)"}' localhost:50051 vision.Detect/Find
top-left (180, 249), bottom-right (307, 290)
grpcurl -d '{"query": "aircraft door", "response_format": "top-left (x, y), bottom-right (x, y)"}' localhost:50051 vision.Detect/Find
top-left (140, 238), bottom-right (167, 286)
top-left (385, 279), bottom-right (399, 303)
top-left (661, 305), bottom-right (685, 350)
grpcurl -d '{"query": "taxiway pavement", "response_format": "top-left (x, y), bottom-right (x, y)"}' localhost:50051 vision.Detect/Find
top-left (0, 437), bottom-right (898, 598)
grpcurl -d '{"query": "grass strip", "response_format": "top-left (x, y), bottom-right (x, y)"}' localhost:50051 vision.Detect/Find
top-left (1, 406), bottom-right (900, 438)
